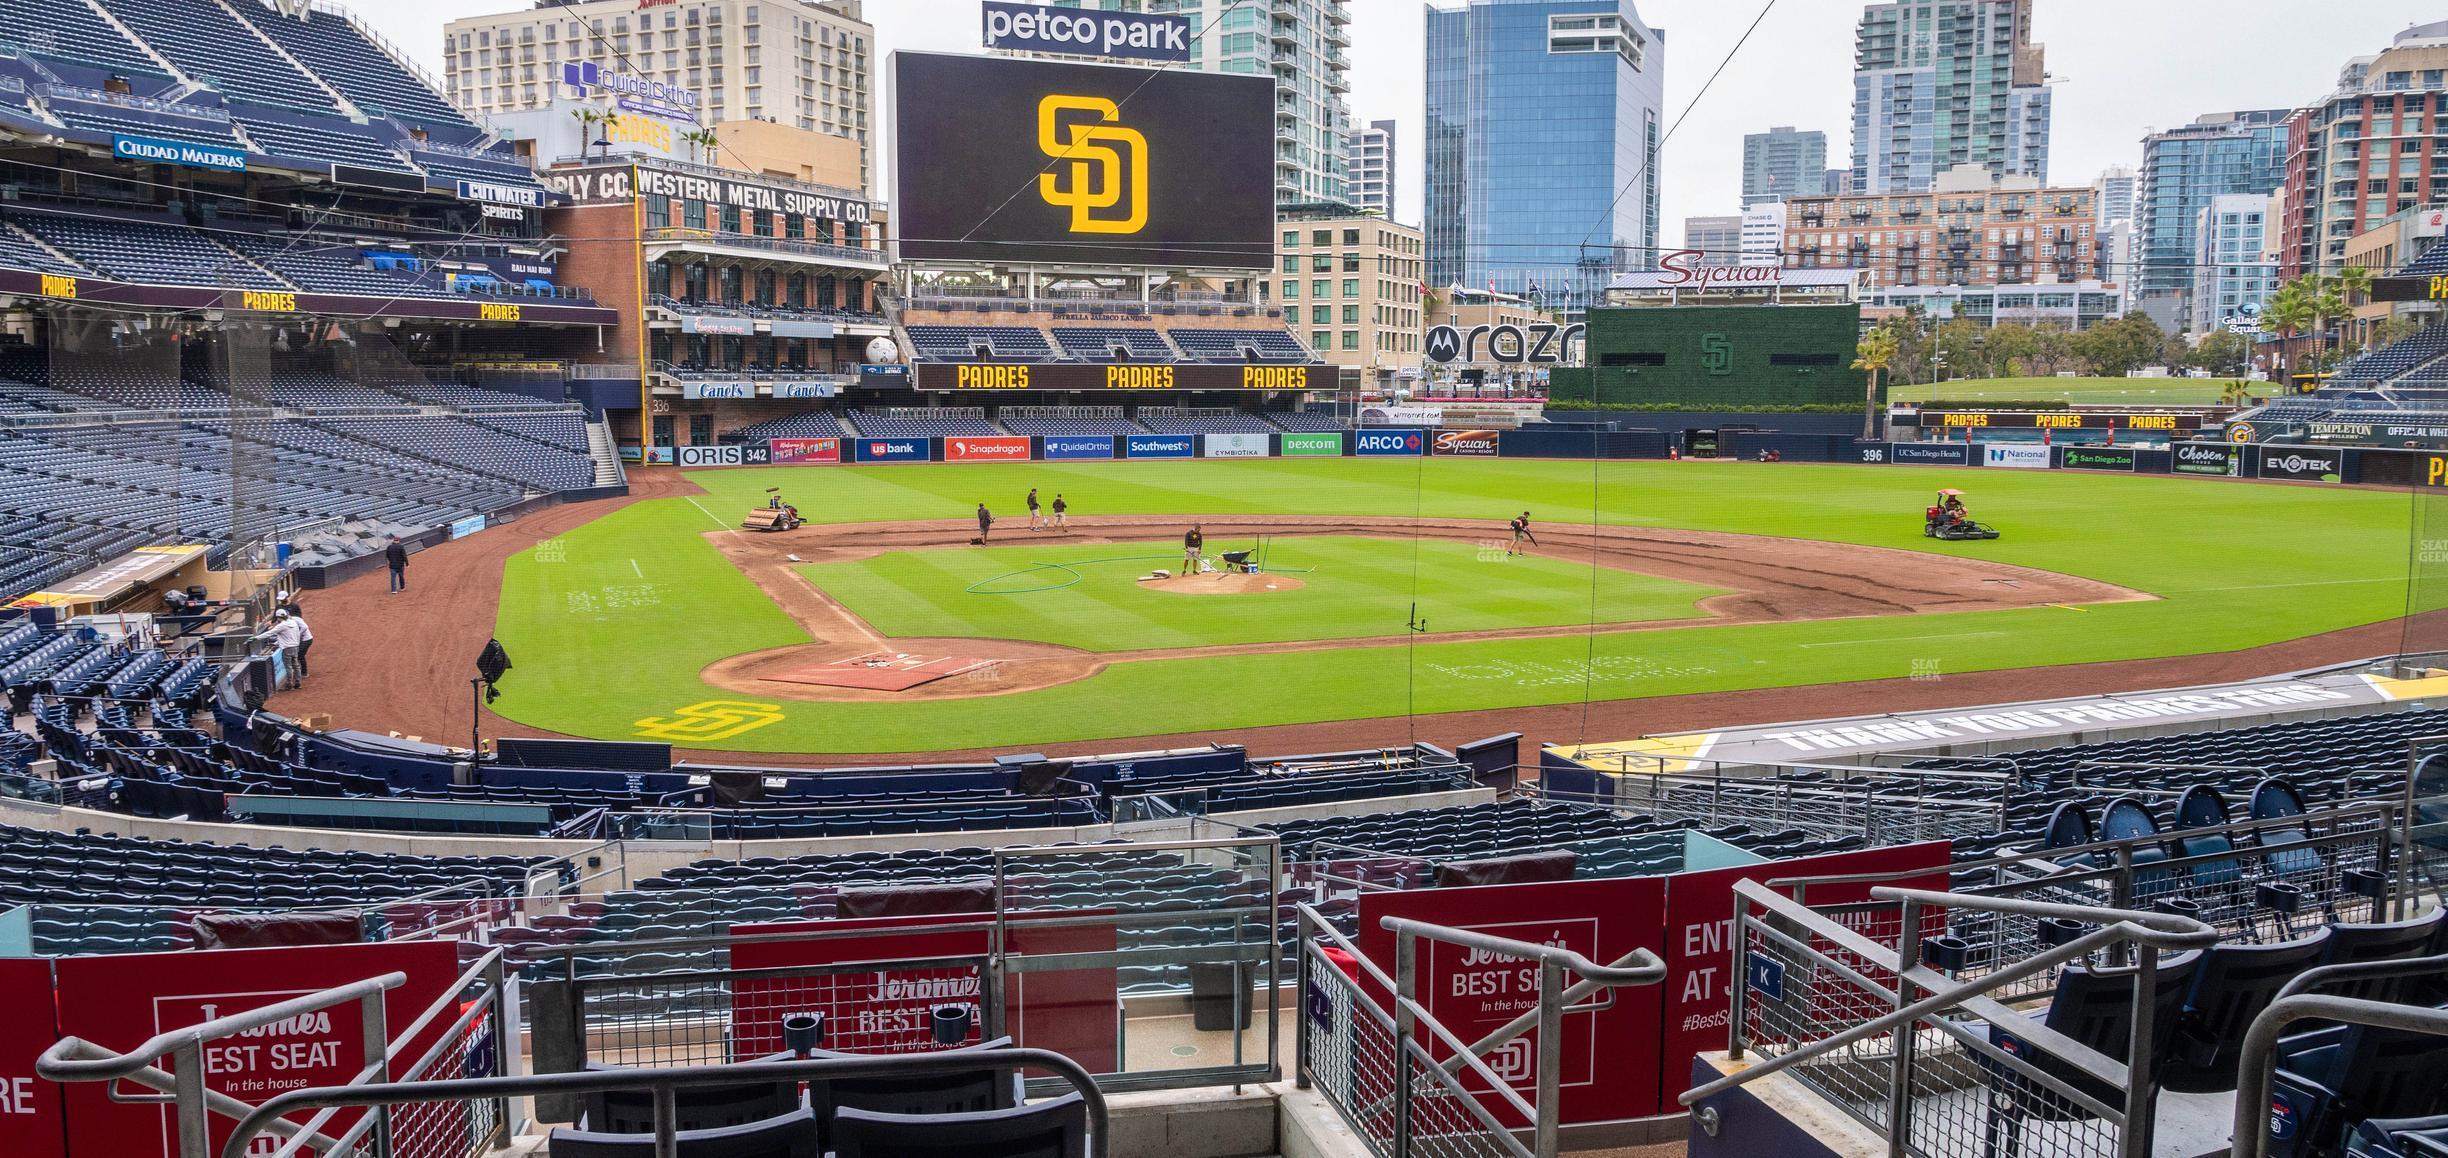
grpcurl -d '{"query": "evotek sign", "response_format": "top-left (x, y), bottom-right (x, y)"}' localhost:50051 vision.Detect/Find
top-left (982, 2), bottom-right (1193, 64)
top-left (1424, 323), bottom-right (1586, 366)
top-left (112, 134), bottom-right (245, 172)
top-left (2259, 450), bottom-right (2341, 483)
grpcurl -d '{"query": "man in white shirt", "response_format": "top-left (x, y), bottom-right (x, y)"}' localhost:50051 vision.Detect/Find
top-left (255, 610), bottom-right (306, 689)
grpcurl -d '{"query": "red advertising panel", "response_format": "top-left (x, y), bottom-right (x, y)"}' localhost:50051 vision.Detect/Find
top-left (730, 912), bottom-right (1117, 1074)
top-left (769, 437), bottom-right (842, 464)
top-left (1431, 429), bottom-right (1502, 457)
top-left (942, 436), bottom-right (1032, 463)
top-left (0, 957), bottom-right (65, 1158)
top-left (53, 941), bottom-right (461, 1158)
top-left (1357, 875), bottom-right (1669, 1124)
top-left (1655, 841), bottom-right (1952, 1108)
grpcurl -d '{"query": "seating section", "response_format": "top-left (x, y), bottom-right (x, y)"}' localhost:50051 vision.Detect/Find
top-left (726, 411), bottom-right (848, 441)
top-left (2333, 326), bottom-right (2448, 387)
top-left (229, 112), bottom-right (414, 172)
top-left (1168, 328), bottom-right (1314, 363)
top-left (995, 412), bottom-right (1146, 436)
top-left (1139, 411), bottom-right (1278, 434)
top-left (0, 0), bottom-right (170, 78)
top-left (847, 410), bottom-right (1003, 438)
top-left (234, 5), bottom-right (479, 135)
top-left (10, 213), bottom-right (282, 290)
top-left (1050, 327), bottom-right (1179, 361)
top-left (44, 95), bottom-right (248, 154)
top-left (2405, 246), bottom-right (2448, 278)
top-left (1269, 411), bottom-right (1348, 432)
top-left (95, 0), bottom-right (338, 115)
top-left (903, 326), bottom-right (1057, 362)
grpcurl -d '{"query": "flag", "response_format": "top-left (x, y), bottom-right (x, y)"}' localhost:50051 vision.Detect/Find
top-left (2042, 425), bottom-right (2051, 446)
top-left (1527, 279), bottom-right (1542, 298)
top-left (2106, 420), bottom-right (2116, 447)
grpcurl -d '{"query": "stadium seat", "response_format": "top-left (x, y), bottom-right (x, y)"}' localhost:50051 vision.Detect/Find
top-left (1976, 951), bottom-right (2201, 1158)
top-left (829, 1094), bottom-right (1089, 1158)
top-left (549, 1106), bottom-right (821, 1158)
top-left (2267, 1009), bottom-right (2448, 1158)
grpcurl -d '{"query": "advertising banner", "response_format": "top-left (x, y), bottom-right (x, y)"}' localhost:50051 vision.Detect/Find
top-left (768, 320), bottom-right (837, 340)
top-left (855, 438), bottom-right (930, 464)
top-left (1432, 429), bottom-right (1502, 457)
top-left (675, 444), bottom-right (747, 467)
top-left (769, 437), bottom-right (842, 464)
top-left (2058, 446), bottom-right (2136, 472)
top-left (1889, 441), bottom-right (1972, 466)
top-left (892, 52), bottom-right (1274, 268)
top-left (2259, 448), bottom-right (2342, 483)
top-left (980, 1), bottom-right (1193, 63)
top-left (113, 134), bottom-right (246, 172)
top-left (772, 382), bottom-right (837, 399)
top-left (1203, 432), bottom-right (1269, 458)
top-left (1856, 443), bottom-right (1890, 464)
top-left (1904, 410), bottom-right (2200, 433)
top-left (1124, 434), bottom-right (1196, 459)
top-left (681, 380), bottom-right (754, 399)
top-left (1360, 405), bottom-right (1445, 427)
top-left (1360, 877), bottom-right (1668, 1125)
top-left (1279, 432), bottom-right (1345, 457)
top-left (1354, 429), bottom-right (1426, 457)
top-left (731, 913), bottom-right (1117, 1073)
top-left (1982, 443), bottom-right (2050, 470)
top-left (447, 515), bottom-right (487, 540)
top-left (942, 436), bottom-right (1032, 462)
top-left (1655, 842), bottom-right (1952, 1102)
top-left (680, 317), bottom-right (754, 336)
top-left (1041, 435), bottom-right (1115, 461)
top-left (2172, 443), bottom-right (2241, 476)
top-left (54, 942), bottom-right (461, 1158)
top-left (0, 957), bottom-right (64, 1158)
top-left (915, 363), bottom-right (1321, 391)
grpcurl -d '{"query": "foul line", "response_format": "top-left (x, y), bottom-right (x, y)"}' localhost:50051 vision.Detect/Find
top-left (2167, 577), bottom-right (2403, 595)
top-left (684, 496), bottom-right (729, 530)
top-left (630, 559), bottom-right (645, 578)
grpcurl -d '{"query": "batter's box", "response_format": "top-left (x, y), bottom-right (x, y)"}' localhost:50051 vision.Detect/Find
top-left (762, 651), bottom-right (995, 691)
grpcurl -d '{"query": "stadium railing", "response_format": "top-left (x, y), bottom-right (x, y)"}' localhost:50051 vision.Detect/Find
top-left (1535, 756), bottom-right (2014, 848)
top-left (1293, 901), bottom-right (1666, 1158)
top-left (2230, 958), bottom-right (2448, 1158)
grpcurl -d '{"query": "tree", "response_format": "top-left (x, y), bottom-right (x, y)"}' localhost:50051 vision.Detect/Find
top-left (2336, 264), bottom-right (2374, 348)
top-left (570, 107), bottom-right (610, 160)
top-left (680, 128), bottom-right (722, 165)
top-left (2188, 329), bottom-right (2254, 378)
top-left (2308, 274), bottom-right (2349, 372)
top-left (2025, 324), bottom-right (2074, 377)
top-left (1984, 322), bottom-right (2038, 378)
top-left (2073, 311), bottom-right (2167, 377)
top-left (1885, 308), bottom-right (1934, 386)
top-left (1934, 318), bottom-right (1986, 381)
top-left (1852, 323), bottom-right (1898, 440)
top-left (2263, 281), bottom-right (2314, 387)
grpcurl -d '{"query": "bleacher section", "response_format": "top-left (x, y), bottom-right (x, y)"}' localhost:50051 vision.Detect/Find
top-left (903, 325), bottom-right (1058, 362)
top-left (1168, 328), bottom-right (1315, 363)
top-left (996, 409), bottom-right (1146, 437)
top-left (1050, 327), bottom-right (1179, 361)
top-left (0, 0), bottom-right (169, 78)
top-left (96, 0), bottom-right (339, 115)
top-left (1139, 409), bottom-right (1278, 434)
top-left (848, 409), bottom-right (1002, 438)
top-left (11, 212), bottom-right (282, 290)
top-left (725, 411), bottom-right (849, 441)
top-left (896, 309), bottom-right (1320, 367)
top-left (2333, 325), bottom-right (2448, 388)
top-left (236, 5), bottom-right (479, 136)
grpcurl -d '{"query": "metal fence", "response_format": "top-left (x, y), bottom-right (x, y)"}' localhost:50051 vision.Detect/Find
top-left (1538, 758), bottom-right (2012, 848)
top-left (1293, 903), bottom-right (1665, 1158)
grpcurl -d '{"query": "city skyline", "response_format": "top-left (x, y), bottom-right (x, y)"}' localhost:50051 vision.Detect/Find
top-left (370, 2), bottom-right (2429, 260)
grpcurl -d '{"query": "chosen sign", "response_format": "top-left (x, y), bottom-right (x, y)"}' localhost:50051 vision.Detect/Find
top-left (2173, 443), bottom-right (2240, 477)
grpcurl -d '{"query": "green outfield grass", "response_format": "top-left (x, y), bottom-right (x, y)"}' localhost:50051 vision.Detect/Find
top-left (798, 536), bottom-right (1723, 651)
top-left (1888, 376), bottom-right (2247, 407)
top-left (487, 460), bottom-right (2415, 753)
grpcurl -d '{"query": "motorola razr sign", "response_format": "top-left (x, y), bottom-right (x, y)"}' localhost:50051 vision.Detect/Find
top-left (1424, 323), bottom-right (1585, 365)
top-left (980, 1), bottom-right (1192, 63)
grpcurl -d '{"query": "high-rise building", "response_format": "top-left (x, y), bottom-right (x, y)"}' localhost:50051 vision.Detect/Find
top-left (1683, 215), bottom-right (1743, 264)
top-left (1055, 0), bottom-right (1357, 206)
top-left (1740, 202), bottom-right (1788, 267)
top-left (1272, 206), bottom-right (1427, 389)
top-left (1782, 163), bottom-right (2106, 320)
top-left (1345, 120), bottom-right (1397, 217)
top-left (1425, 0), bottom-right (1665, 309)
top-left (2278, 21), bottom-right (2448, 278)
top-left (2133, 110), bottom-right (2290, 331)
top-left (443, 0), bottom-right (874, 187)
top-left (2190, 192), bottom-right (2279, 336)
top-left (2094, 166), bottom-right (2136, 229)
top-left (1824, 168), bottom-right (1850, 196)
top-left (1742, 126), bottom-right (1828, 207)
top-left (1849, 0), bottom-right (2051, 195)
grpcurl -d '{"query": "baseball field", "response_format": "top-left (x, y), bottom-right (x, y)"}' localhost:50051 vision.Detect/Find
top-left (453, 459), bottom-right (2413, 756)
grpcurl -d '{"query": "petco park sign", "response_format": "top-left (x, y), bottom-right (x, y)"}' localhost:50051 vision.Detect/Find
top-left (981, 1), bottom-right (1192, 63)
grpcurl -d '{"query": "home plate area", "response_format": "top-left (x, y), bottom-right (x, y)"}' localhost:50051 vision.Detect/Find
top-left (761, 651), bottom-right (994, 691)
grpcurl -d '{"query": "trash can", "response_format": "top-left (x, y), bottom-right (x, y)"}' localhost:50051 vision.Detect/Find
top-left (1189, 962), bottom-right (1250, 1031)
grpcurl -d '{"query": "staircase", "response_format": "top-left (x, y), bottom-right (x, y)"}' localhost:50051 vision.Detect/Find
top-left (585, 419), bottom-right (624, 488)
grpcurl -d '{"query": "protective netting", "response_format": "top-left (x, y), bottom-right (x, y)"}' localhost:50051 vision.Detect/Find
top-left (2402, 481), bottom-right (2448, 665)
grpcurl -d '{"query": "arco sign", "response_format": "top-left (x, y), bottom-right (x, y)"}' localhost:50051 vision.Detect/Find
top-left (1424, 321), bottom-right (1585, 366)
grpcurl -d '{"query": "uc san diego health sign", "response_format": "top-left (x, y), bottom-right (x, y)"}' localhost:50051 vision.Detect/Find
top-left (113, 134), bottom-right (246, 172)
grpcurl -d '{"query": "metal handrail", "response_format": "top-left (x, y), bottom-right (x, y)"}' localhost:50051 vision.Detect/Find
top-left (224, 1047), bottom-right (1112, 1158)
top-left (2231, 990), bottom-right (2448, 1158)
top-left (1380, 915), bottom-right (1666, 987)
top-left (1678, 882), bottom-right (2218, 1107)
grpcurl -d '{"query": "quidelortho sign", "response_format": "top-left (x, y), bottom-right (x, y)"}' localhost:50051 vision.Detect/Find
top-left (979, 0), bottom-right (1192, 62)
top-left (2058, 446), bottom-right (2136, 472)
top-left (2259, 449), bottom-right (2342, 483)
top-left (2174, 443), bottom-right (2241, 477)
top-left (1280, 433), bottom-right (1344, 457)
top-left (1982, 443), bottom-right (2050, 470)
top-left (1041, 435), bottom-right (1115, 460)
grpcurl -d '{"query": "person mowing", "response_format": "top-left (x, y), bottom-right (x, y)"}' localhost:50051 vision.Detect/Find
top-left (976, 503), bottom-right (994, 544)
top-left (1183, 524), bottom-right (1204, 573)
top-left (1026, 487), bottom-right (1042, 530)
top-left (1508, 511), bottom-right (1538, 557)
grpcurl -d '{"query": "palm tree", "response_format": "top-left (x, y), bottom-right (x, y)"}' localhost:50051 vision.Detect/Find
top-left (2334, 264), bottom-right (2374, 351)
top-left (681, 128), bottom-right (722, 165)
top-left (1852, 323), bottom-right (1899, 440)
top-left (2263, 281), bottom-right (2314, 391)
top-left (570, 107), bottom-right (610, 160)
top-left (2308, 274), bottom-right (2349, 375)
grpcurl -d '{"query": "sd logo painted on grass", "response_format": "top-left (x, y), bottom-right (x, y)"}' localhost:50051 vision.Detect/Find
top-left (634, 700), bottom-right (787, 742)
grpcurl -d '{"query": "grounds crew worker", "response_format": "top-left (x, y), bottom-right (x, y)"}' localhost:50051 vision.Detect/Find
top-left (977, 503), bottom-right (994, 543)
top-left (384, 535), bottom-right (409, 593)
top-left (1027, 487), bottom-right (1042, 530)
top-left (1184, 525), bottom-right (1204, 571)
top-left (1051, 493), bottom-right (1068, 530)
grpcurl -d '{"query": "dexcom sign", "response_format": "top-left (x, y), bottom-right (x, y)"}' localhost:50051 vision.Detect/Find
top-left (1355, 430), bottom-right (1425, 457)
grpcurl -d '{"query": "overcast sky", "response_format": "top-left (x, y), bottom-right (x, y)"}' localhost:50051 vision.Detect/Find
top-left (372, 1), bottom-right (2436, 244)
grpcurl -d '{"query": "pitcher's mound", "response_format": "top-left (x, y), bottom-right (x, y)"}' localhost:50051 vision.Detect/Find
top-left (1139, 571), bottom-right (1307, 595)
